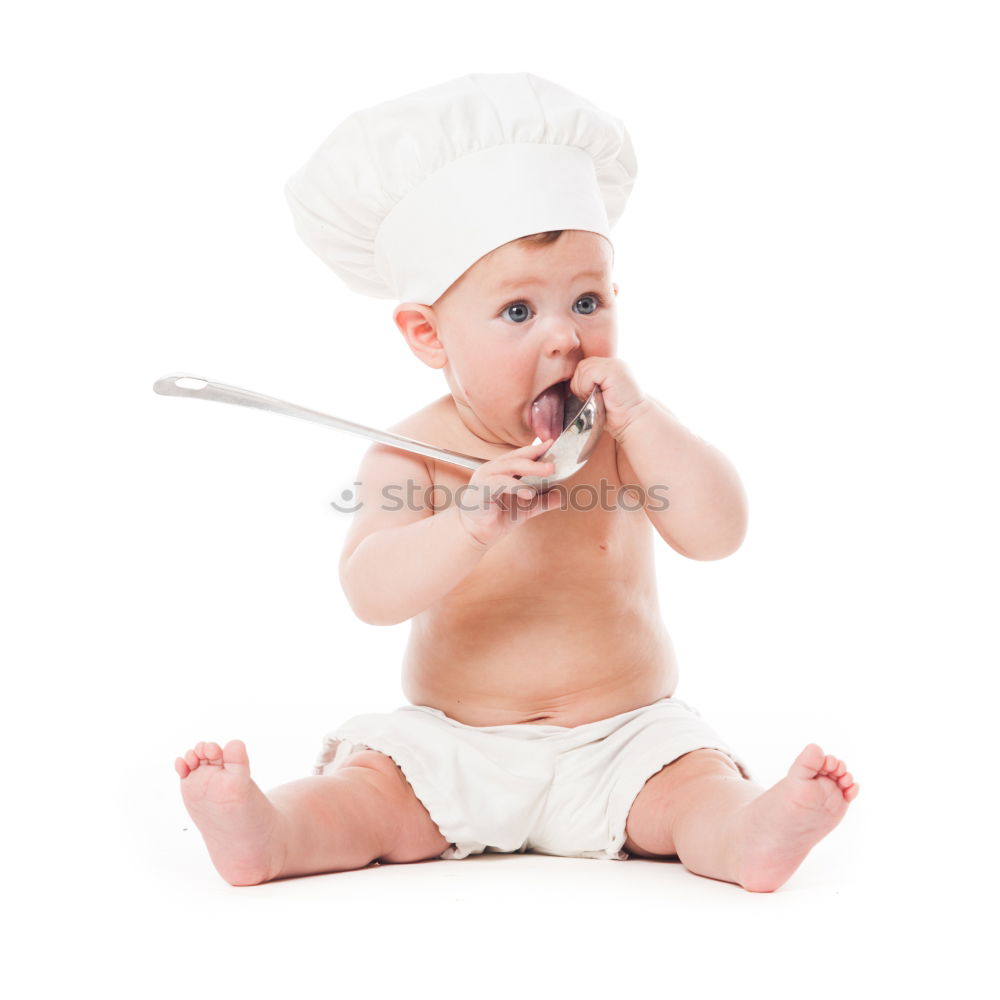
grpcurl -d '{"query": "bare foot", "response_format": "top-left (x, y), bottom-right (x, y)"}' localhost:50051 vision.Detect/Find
top-left (732, 744), bottom-right (859, 893)
top-left (175, 739), bottom-right (286, 886)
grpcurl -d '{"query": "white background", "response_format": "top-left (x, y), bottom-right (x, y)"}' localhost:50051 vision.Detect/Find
top-left (3, 1), bottom-right (997, 996)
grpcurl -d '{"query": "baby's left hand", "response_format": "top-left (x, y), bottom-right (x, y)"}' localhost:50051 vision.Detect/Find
top-left (569, 357), bottom-right (649, 442)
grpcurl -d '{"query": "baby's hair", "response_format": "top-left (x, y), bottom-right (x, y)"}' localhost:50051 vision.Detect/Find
top-left (428, 229), bottom-right (612, 307)
top-left (515, 230), bottom-right (564, 247)
top-left (479, 231), bottom-right (565, 267)
top-left (510, 229), bottom-right (613, 262)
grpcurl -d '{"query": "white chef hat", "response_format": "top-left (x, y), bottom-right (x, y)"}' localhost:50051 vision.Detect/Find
top-left (284, 72), bottom-right (637, 306)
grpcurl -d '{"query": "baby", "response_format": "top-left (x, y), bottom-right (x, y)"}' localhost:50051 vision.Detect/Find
top-left (175, 73), bottom-right (858, 892)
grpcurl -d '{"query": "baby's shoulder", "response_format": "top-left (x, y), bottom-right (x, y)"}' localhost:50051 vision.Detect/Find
top-left (358, 394), bottom-right (460, 489)
top-left (385, 394), bottom-right (452, 438)
top-left (388, 394), bottom-right (484, 461)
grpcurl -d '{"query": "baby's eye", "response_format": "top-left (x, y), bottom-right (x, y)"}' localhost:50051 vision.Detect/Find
top-left (574, 294), bottom-right (602, 315)
top-left (500, 301), bottom-right (533, 323)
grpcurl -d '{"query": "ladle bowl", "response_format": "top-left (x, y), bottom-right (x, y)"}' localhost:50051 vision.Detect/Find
top-left (152, 374), bottom-right (605, 491)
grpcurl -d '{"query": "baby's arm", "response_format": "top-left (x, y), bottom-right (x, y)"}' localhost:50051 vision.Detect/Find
top-left (616, 397), bottom-right (748, 560)
top-left (339, 438), bottom-right (556, 625)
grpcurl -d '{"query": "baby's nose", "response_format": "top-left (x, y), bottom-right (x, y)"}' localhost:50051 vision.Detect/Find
top-left (539, 317), bottom-right (581, 355)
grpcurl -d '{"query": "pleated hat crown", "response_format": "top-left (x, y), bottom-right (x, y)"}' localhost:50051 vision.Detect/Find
top-left (284, 72), bottom-right (638, 305)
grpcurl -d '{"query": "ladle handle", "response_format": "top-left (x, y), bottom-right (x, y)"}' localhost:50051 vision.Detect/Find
top-left (152, 374), bottom-right (486, 472)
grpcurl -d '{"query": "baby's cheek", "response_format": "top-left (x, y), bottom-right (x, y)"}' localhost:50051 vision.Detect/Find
top-left (585, 329), bottom-right (616, 358)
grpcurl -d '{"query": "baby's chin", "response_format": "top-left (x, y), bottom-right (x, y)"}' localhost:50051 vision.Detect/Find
top-left (496, 426), bottom-right (539, 449)
top-left (454, 401), bottom-right (530, 450)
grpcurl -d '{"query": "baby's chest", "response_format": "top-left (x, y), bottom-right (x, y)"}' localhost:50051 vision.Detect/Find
top-left (433, 436), bottom-right (651, 585)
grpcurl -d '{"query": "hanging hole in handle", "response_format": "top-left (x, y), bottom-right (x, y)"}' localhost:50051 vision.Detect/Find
top-left (175, 377), bottom-right (208, 391)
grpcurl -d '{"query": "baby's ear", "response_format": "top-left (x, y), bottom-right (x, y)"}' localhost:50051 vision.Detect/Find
top-left (394, 303), bottom-right (447, 370)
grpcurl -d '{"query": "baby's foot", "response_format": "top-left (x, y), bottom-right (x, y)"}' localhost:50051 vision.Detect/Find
top-left (733, 744), bottom-right (859, 893)
top-left (175, 739), bottom-right (285, 886)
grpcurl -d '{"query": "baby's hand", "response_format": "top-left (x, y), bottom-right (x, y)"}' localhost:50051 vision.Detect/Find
top-left (457, 439), bottom-right (560, 549)
top-left (569, 357), bottom-right (649, 441)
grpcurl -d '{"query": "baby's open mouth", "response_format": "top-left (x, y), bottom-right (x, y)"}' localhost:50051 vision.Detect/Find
top-left (530, 379), bottom-right (573, 442)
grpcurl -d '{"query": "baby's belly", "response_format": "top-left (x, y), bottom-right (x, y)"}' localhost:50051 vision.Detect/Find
top-left (401, 595), bottom-right (679, 728)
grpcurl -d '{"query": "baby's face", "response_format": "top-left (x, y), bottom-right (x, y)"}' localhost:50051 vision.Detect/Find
top-left (424, 230), bottom-right (618, 447)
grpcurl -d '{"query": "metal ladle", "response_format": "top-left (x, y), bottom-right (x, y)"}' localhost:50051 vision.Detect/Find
top-left (152, 374), bottom-right (605, 491)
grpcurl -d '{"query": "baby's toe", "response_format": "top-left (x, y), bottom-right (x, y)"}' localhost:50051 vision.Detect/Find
top-left (175, 757), bottom-right (190, 778)
top-left (222, 739), bottom-right (249, 767)
top-left (204, 742), bottom-right (223, 763)
top-left (790, 743), bottom-right (826, 779)
top-left (185, 749), bottom-right (199, 770)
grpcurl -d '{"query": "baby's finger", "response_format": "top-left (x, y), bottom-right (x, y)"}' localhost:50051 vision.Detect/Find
top-left (518, 437), bottom-right (556, 453)
top-left (472, 439), bottom-right (554, 476)
top-left (486, 479), bottom-right (549, 513)
top-left (499, 438), bottom-right (555, 462)
top-left (472, 474), bottom-right (527, 500)
top-left (517, 484), bottom-right (567, 522)
top-left (531, 488), bottom-right (563, 513)
top-left (476, 457), bottom-right (555, 482)
top-left (507, 457), bottom-right (557, 477)
top-left (492, 475), bottom-right (540, 497)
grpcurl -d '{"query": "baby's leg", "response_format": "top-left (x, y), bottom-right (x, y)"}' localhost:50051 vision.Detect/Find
top-left (176, 741), bottom-right (450, 885)
top-left (625, 744), bottom-right (858, 892)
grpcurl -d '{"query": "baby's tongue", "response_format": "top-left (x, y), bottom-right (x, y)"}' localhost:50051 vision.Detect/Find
top-left (531, 383), bottom-right (565, 443)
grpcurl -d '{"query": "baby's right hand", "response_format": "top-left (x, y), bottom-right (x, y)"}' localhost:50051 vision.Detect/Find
top-left (457, 439), bottom-right (560, 549)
